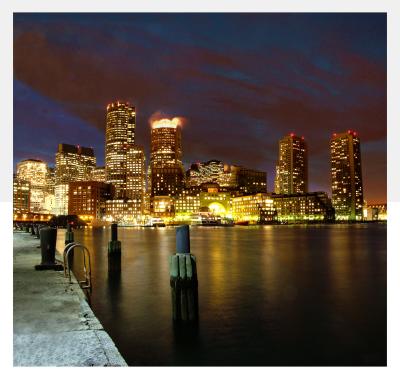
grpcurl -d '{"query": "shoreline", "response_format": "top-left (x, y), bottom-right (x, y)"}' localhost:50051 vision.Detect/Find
top-left (13, 231), bottom-right (127, 367)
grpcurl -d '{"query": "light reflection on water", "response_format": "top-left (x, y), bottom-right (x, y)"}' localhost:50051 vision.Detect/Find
top-left (56, 223), bottom-right (386, 366)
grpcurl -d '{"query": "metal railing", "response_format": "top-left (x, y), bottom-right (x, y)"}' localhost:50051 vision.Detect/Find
top-left (63, 242), bottom-right (92, 290)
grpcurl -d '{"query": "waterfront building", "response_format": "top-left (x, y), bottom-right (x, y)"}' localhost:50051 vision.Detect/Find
top-left (272, 192), bottom-right (334, 222)
top-left (199, 185), bottom-right (231, 217)
top-left (13, 177), bottom-right (30, 216)
top-left (92, 166), bottom-right (106, 182)
top-left (16, 159), bottom-right (48, 213)
top-left (274, 134), bottom-right (308, 194)
top-left (175, 188), bottom-right (201, 221)
top-left (105, 101), bottom-right (136, 198)
top-left (330, 131), bottom-right (364, 220)
top-left (68, 181), bottom-right (114, 222)
top-left (231, 193), bottom-right (275, 223)
top-left (150, 118), bottom-right (185, 198)
top-left (55, 143), bottom-right (96, 215)
top-left (151, 196), bottom-right (175, 220)
top-left (363, 203), bottom-right (387, 221)
top-left (105, 199), bottom-right (143, 224)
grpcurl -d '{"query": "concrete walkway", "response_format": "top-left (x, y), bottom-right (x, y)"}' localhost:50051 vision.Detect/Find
top-left (13, 231), bottom-right (127, 366)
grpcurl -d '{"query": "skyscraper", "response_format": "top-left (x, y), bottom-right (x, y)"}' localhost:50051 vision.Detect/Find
top-left (105, 101), bottom-right (135, 198)
top-left (16, 159), bottom-right (48, 213)
top-left (126, 145), bottom-right (146, 212)
top-left (274, 133), bottom-right (308, 194)
top-left (55, 143), bottom-right (96, 215)
top-left (330, 130), bottom-right (363, 220)
top-left (150, 118), bottom-right (184, 198)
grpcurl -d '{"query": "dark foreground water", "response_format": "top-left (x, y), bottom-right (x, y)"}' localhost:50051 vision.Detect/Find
top-left (57, 223), bottom-right (386, 366)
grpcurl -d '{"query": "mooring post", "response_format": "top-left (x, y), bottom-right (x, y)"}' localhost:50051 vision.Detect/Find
top-left (35, 226), bottom-right (63, 271)
top-left (30, 223), bottom-right (36, 236)
top-left (108, 223), bottom-right (121, 273)
top-left (65, 223), bottom-right (75, 268)
top-left (169, 225), bottom-right (198, 322)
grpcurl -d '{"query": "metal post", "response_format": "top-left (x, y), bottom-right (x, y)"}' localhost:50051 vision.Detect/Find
top-left (35, 227), bottom-right (63, 271)
top-left (65, 224), bottom-right (75, 268)
top-left (108, 223), bottom-right (121, 273)
top-left (169, 226), bottom-right (198, 322)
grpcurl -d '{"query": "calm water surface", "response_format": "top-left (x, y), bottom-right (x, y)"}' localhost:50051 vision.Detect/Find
top-left (57, 224), bottom-right (386, 366)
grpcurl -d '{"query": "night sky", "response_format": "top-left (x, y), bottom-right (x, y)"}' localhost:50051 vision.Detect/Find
top-left (13, 13), bottom-right (387, 203)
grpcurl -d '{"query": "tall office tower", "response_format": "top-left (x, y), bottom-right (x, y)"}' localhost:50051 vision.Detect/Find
top-left (126, 146), bottom-right (146, 207)
top-left (55, 143), bottom-right (96, 215)
top-left (274, 133), bottom-right (308, 194)
top-left (16, 159), bottom-right (48, 213)
top-left (105, 101), bottom-right (136, 198)
top-left (330, 130), bottom-right (364, 220)
top-left (150, 118), bottom-right (185, 197)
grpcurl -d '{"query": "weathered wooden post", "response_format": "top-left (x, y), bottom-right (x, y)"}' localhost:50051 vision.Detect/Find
top-left (30, 223), bottom-right (36, 236)
top-left (35, 226), bottom-right (63, 271)
top-left (108, 223), bottom-right (121, 273)
top-left (169, 225), bottom-right (198, 322)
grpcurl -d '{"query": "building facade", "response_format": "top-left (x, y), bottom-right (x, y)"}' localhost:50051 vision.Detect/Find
top-left (330, 131), bottom-right (363, 220)
top-left (232, 193), bottom-right (275, 223)
top-left (55, 143), bottom-right (96, 215)
top-left (91, 166), bottom-right (106, 182)
top-left (105, 102), bottom-right (136, 198)
top-left (150, 118), bottom-right (185, 198)
top-left (16, 159), bottom-right (48, 213)
top-left (68, 181), bottom-right (114, 222)
top-left (126, 146), bottom-right (146, 212)
top-left (274, 134), bottom-right (308, 194)
top-left (13, 177), bottom-right (30, 216)
top-left (272, 192), bottom-right (334, 222)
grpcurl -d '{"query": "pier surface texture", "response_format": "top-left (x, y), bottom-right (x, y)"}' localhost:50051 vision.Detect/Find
top-left (13, 231), bottom-right (127, 366)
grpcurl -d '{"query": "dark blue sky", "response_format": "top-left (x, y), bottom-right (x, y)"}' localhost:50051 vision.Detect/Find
top-left (13, 13), bottom-right (386, 202)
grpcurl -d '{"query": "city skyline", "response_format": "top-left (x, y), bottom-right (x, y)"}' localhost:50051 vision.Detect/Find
top-left (13, 13), bottom-right (386, 203)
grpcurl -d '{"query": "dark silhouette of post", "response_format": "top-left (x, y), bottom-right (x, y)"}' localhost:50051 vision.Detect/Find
top-left (35, 227), bottom-right (63, 271)
top-left (30, 223), bottom-right (36, 236)
top-left (169, 225), bottom-right (198, 322)
top-left (65, 223), bottom-right (75, 268)
top-left (108, 223), bottom-right (121, 273)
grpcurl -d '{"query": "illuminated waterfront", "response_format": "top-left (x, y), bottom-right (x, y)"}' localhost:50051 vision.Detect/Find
top-left (57, 223), bottom-right (386, 366)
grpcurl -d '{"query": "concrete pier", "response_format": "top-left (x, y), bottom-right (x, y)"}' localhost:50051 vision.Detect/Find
top-left (13, 231), bottom-right (127, 367)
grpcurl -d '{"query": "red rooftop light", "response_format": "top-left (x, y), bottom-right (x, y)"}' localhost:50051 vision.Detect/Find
top-left (290, 133), bottom-right (294, 137)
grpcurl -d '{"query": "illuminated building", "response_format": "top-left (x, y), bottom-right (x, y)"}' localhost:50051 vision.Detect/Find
top-left (232, 166), bottom-right (267, 195)
top-left (13, 177), bottom-right (30, 215)
top-left (232, 193), bottom-right (275, 223)
top-left (199, 184), bottom-right (231, 217)
top-left (272, 192), bottom-right (334, 222)
top-left (151, 196), bottom-right (175, 219)
top-left (68, 181), bottom-right (113, 222)
top-left (126, 146), bottom-right (146, 213)
top-left (274, 134), bottom-right (308, 194)
top-left (363, 203), bottom-right (387, 221)
top-left (105, 101), bottom-right (135, 198)
top-left (175, 188), bottom-right (201, 220)
top-left (187, 160), bottom-right (267, 194)
top-left (150, 118), bottom-right (185, 198)
top-left (92, 166), bottom-right (106, 182)
top-left (187, 160), bottom-right (225, 187)
top-left (330, 131), bottom-right (363, 220)
top-left (16, 159), bottom-right (48, 213)
top-left (55, 143), bottom-right (96, 215)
